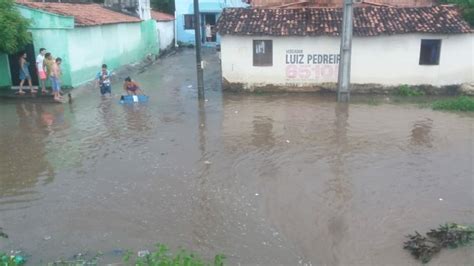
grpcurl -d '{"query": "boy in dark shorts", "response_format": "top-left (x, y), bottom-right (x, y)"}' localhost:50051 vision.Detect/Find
top-left (96, 64), bottom-right (111, 96)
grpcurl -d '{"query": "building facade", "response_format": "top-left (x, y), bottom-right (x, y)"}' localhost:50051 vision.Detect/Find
top-left (0, 1), bottom-right (159, 88)
top-left (218, 7), bottom-right (473, 92)
top-left (175, 0), bottom-right (249, 44)
top-left (151, 10), bottom-right (175, 50)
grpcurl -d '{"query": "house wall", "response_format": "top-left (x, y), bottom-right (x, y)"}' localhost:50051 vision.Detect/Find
top-left (0, 6), bottom-right (74, 88)
top-left (176, 0), bottom-right (248, 44)
top-left (157, 20), bottom-right (175, 50)
top-left (221, 34), bottom-right (474, 91)
top-left (12, 5), bottom-right (159, 88)
top-left (0, 54), bottom-right (11, 87)
top-left (66, 20), bottom-right (159, 87)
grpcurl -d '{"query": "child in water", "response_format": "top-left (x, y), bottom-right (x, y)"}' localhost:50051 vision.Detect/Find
top-left (96, 64), bottom-right (111, 96)
top-left (123, 77), bottom-right (144, 95)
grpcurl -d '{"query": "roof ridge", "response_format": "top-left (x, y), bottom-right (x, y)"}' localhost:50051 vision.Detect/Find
top-left (218, 6), bottom-right (471, 37)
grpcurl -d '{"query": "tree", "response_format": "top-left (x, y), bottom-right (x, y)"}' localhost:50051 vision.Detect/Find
top-left (151, 0), bottom-right (175, 14)
top-left (0, 0), bottom-right (31, 54)
top-left (439, 0), bottom-right (474, 26)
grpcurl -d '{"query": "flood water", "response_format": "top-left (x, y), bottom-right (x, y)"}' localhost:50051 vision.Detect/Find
top-left (0, 49), bottom-right (473, 265)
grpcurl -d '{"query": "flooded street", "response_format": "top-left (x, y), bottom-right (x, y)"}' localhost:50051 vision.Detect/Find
top-left (0, 49), bottom-right (473, 265)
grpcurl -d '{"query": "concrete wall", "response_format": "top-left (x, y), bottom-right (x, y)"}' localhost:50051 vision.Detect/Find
top-left (0, 54), bottom-right (11, 87)
top-left (157, 20), bottom-right (175, 50)
top-left (221, 34), bottom-right (474, 90)
top-left (10, 6), bottom-right (159, 88)
top-left (66, 20), bottom-right (159, 87)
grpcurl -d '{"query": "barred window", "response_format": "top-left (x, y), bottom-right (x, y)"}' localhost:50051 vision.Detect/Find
top-left (253, 40), bottom-right (273, 66)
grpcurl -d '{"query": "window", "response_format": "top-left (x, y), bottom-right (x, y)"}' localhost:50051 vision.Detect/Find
top-left (253, 40), bottom-right (273, 66)
top-left (419, 39), bottom-right (441, 65)
top-left (184, 14), bottom-right (195, 30)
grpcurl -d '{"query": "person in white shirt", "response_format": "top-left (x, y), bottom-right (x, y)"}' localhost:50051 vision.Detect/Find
top-left (206, 23), bottom-right (212, 42)
top-left (36, 48), bottom-right (47, 94)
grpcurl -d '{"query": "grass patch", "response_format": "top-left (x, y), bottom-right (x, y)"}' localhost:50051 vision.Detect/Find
top-left (124, 244), bottom-right (225, 266)
top-left (432, 96), bottom-right (474, 111)
top-left (395, 85), bottom-right (425, 97)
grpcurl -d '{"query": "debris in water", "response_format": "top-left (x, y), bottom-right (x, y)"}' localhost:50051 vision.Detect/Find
top-left (44, 235), bottom-right (52, 241)
top-left (234, 111), bottom-right (239, 114)
top-left (404, 223), bottom-right (474, 263)
top-left (0, 227), bottom-right (7, 238)
top-left (138, 250), bottom-right (150, 257)
top-left (204, 161), bottom-right (212, 165)
top-left (286, 140), bottom-right (290, 143)
top-left (187, 85), bottom-right (193, 88)
top-left (205, 99), bottom-right (209, 102)
top-left (255, 193), bottom-right (259, 196)
top-left (439, 198), bottom-right (443, 201)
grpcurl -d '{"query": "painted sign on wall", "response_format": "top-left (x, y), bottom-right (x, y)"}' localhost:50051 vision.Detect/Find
top-left (285, 49), bottom-right (340, 81)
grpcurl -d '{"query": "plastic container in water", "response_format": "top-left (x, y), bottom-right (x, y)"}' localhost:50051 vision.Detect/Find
top-left (120, 95), bottom-right (149, 104)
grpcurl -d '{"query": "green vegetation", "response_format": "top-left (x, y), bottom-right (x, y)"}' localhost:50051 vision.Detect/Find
top-left (395, 85), bottom-right (425, 97)
top-left (46, 252), bottom-right (102, 266)
top-left (0, 253), bottom-right (26, 266)
top-left (439, 0), bottom-right (474, 26)
top-left (404, 223), bottom-right (474, 263)
top-left (124, 244), bottom-right (225, 266)
top-left (432, 96), bottom-right (474, 111)
top-left (0, 0), bottom-right (31, 54)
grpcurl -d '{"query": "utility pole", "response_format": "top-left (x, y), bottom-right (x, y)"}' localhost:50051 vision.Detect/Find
top-left (193, 0), bottom-right (205, 100)
top-left (337, 0), bottom-right (354, 102)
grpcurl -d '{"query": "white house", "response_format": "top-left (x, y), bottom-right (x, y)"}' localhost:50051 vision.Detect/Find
top-left (217, 6), bottom-right (474, 92)
top-left (151, 10), bottom-right (176, 50)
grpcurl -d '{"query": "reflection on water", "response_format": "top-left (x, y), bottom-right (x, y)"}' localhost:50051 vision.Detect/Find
top-left (220, 95), bottom-right (473, 265)
top-left (0, 103), bottom-right (55, 210)
top-left (0, 50), bottom-right (473, 265)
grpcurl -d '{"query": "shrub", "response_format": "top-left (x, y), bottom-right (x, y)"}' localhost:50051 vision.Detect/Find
top-left (395, 85), bottom-right (424, 97)
top-left (123, 244), bottom-right (225, 266)
top-left (432, 96), bottom-right (474, 111)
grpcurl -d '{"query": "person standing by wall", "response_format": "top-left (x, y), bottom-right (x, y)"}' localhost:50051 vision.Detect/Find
top-left (36, 48), bottom-right (48, 94)
top-left (51, 58), bottom-right (63, 102)
top-left (18, 52), bottom-right (35, 95)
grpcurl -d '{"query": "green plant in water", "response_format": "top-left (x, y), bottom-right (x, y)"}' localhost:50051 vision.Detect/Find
top-left (124, 244), bottom-right (225, 266)
top-left (395, 85), bottom-right (424, 97)
top-left (404, 223), bottom-right (474, 263)
top-left (0, 252), bottom-right (26, 266)
top-left (432, 96), bottom-right (474, 111)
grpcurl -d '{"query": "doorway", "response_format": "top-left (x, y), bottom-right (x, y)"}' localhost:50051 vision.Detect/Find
top-left (8, 40), bottom-right (39, 86)
top-left (202, 13), bottom-right (217, 43)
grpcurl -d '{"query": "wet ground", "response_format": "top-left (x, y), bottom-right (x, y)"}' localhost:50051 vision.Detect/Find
top-left (0, 48), bottom-right (473, 265)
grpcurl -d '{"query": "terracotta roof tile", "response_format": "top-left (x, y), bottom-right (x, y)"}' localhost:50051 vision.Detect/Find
top-left (151, 10), bottom-right (174, 21)
top-left (16, 0), bottom-right (141, 26)
top-left (217, 6), bottom-right (472, 36)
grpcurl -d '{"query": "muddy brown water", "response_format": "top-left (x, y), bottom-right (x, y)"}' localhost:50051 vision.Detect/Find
top-left (0, 49), bottom-right (473, 265)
